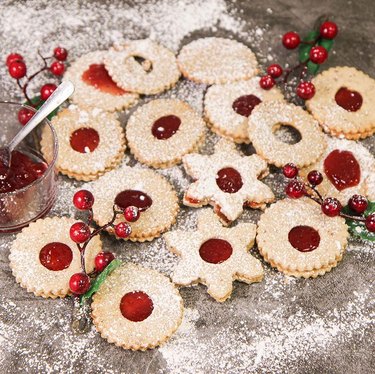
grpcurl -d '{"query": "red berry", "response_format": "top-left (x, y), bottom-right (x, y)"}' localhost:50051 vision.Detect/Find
top-left (70, 222), bottom-right (91, 243)
top-left (53, 47), bottom-right (68, 61)
top-left (267, 64), bottom-right (283, 78)
top-left (307, 170), bottom-right (323, 186)
top-left (309, 46), bottom-right (328, 64)
top-left (282, 31), bottom-right (301, 49)
top-left (114, 222), bottom-right (132, 238)
top-left (365, 214), bottom-right (375, 232)
top-left (320, 21), bottom-right (338, 39)
top-left (348, 195), bottom-right (368, 214)
top-left (296, 81), bottom-right (316, 100)
top-left (283, 163), bottom-right (298, 178)
top-left (95, 252), bottom-right (115, 272)
top-left (124, 206), bottom-right (140, 222)
top-left (40, 83), bottom-right (57, 101)
top-left (8, 61), bottom-right (27, 79)
top-left (73, 190), bottom-right (95, 210)
top-left (50, 61), bottom-right (65, 75)
top-left (6, 53), bottom-right (23, 67)
top-left (18, 108), bottom-right (34, 126)
top-left (321, 197), bottom-right (342, 217)
top-left (259, 75), bottom-right (275, 90)
top-left (286, 180), bottom-right (306, 199)
top-left (69, 273), bottom-right (91, 295)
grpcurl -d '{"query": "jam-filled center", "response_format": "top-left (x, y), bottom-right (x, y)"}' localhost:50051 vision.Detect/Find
top-left (216, 167), bottom-right (243, 193)
top-left (70, 128), bottom-right (100, 154)
top-left (115, 190), bottom-right (153, 212)
top-left (199, 238), bottom-right (233, 264)
top-left (120, 291), bottom-right (154, 322)
top-left (151, 115), bottom-right (181, 140)
top-left (288, 226), bottom-right (320, 252)
top-left (324, 149), bottom-right (361, 191)
top-left (232, 94), bottom-right (262, 117)
top-left (335, 87), bottom-right (363, 112)
top-left (82, 63), bottom-right (125, 96)
top-left (39, 242), bottom-right (73, 271)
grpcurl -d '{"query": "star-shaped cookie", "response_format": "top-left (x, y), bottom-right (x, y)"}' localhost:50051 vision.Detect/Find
top-left (164, 210), bottom-right (264, 302)
top-left (182, 139), bottom-right (275, 224)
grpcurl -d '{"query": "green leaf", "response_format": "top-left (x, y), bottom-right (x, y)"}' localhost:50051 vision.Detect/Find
top-left (24, 95), bottom-right (59, 121)
top-left (298, 31), bottom-right (319, 63)
top-left (342, 201), bottom-right (375, 242)
top-left (307, 60), bottom-right (320, 75)
top-left (318, 38), bottom-right (334, 52)
top-left (303, 30), bottom-right (320, 42)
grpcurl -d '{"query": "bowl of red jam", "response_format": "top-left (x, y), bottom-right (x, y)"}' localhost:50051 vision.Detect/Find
top-left (0, 102), bottom-right (58, 232)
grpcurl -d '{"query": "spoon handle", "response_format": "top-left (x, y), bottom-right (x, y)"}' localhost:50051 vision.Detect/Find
top-left (8, 80), bottom-right (75, 152)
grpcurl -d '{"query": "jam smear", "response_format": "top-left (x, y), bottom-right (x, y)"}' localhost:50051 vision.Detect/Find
top-left (335, 87), bottom-right (363, 112)
top-left (115, 190), bottom-right (153, 212)
top-left (288, 226), bottom-right (320, 252)
top-left (82, 63), bottom-right (125, 95)
top-left (151, 115), bottom-right (181, 140)
top-left (120, 291), bottom-right (154, 322)
top-left (324, 149), bottom-right (361, 191)
top-left (199, 238), bottom-right (233, 264)
top-left (232, 94), bottom-right (262, 117)
top-left (39, 242), bottom-right (73, 271)
top-left (216, 167), bottom-right (243, 193)
top-left (70, 128), bottom-right (100, 153)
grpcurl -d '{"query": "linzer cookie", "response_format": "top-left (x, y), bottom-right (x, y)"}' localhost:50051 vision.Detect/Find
top-left (164, 209), bottom-right (263, 302)
top-left (248, 101), bottom-right (326, 167)
top-left (41, 106), bottom-right (125, 181)
top-left (366, 174), bottom-right (375, 201)
top-left (306, 66), bottom-right (375, 139)
top-left (204, 77), bottom-right (284, 143)
top-left (9, 217), bottom-right (102, 298)
top-left (90, 165), bottom-right (179, 241)
top-left (182, 139), bottom-right (275, 224)
top-left (63, 50), bottom-right (138, 112)
top-left (257, 199), bottom-right (348, 278)
top-left (177, 37), bottom-right (258, 84)
top-left (92, 263), bottom-right (183, 350)
top-left (104, 39), bottom-right (180, 95)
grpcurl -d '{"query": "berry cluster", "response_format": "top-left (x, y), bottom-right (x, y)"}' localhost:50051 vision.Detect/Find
top-left (68, 189), bottom-right (141, 295)
top-left (260, 20), bottom-right (338, 100)
top-left (282, 163), bottom-right (375, 233)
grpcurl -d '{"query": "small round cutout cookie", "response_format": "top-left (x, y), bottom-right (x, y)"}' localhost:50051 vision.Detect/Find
top-left (204, 77), bottom-right (284, 143)
top-left (177, 37), bottom-right (258, 84)
top-left (89, 164), bottom-right (179, 242)
top-left (126, 99), bottom-right (206, 168)
top-left (257, 199), bottom-right (348, 278)
top-left (92, 263), bottom-right (183, 350)
top-left (306, 66), bottom-right (375, 140)
top-left (9, 217), bottom-right (102, 298)
top-left (248, 101), bottom-right (326, 168)
top-left (104, 39), bottom-right (180, 95)
top-left (63, 50), bottom-right (138, 112)
top-left (41, 106), bottom-right (125, 181)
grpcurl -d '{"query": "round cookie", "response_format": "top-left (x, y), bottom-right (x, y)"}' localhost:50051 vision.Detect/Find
top-left (126, 99), bottom-right (206, 168)
top-left (204, 77), bottom-right (284, 143)
top-left (177, 37), bottom-right (258, 84)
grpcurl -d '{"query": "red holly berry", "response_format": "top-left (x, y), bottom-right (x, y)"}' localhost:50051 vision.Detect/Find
top-left (50, 61), bottom-right (65, 76)
top-left (283, 163), bottom-right (298, 179)
top-left (18, 108), bottom-right (34, 126)
top-left (70, 222), bottom-right (91, 243)
top-left (124, 206), bottom-right (140, 222)
top-left (286, 180), bottom-right (306, 199)
top-left (114, 222), bottom-right (132, 238)
top-left (259, 75), bottom-right (275, 90)
top-left (282, 31), bottom-right (301, 49)
top-left (8, 61), bottom-right (27, 79)
top-left (6, 53), bottom-right (23, 67)
top-left (365, 214), bottom-right (375, 232)
top-left (73, 190), bottom-right (95, 210)
top-left (95, 252), bottom-right (115, 272)
top-left (69, 272), bottom-right (91, 295)
top-left (307, 170), bottom-right (323, 186)
top-left (296, 81), bottom-right (316, 100)
top-left (53, 47), bottom-right (68, 61)
top-left (321, 197), bottom-right (342, 217)
top-left (320, 21), bottom-right (338, 39)
top-left (348, 195), bottom-right (368, 214)
top-left (267, 64), bottom-right (283, 78)
top-left (40, 83), bottom-right (57, 101)
top-left (309, 46), bottom-right (328, 64)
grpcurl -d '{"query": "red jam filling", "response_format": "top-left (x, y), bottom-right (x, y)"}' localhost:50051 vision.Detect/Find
top-left (151, 115), bottom-right (181, 140)
top-left (199, 238), bottom-right (233, 264)
top-left (115, 190), bottom-right (153, 212)
top-left (39, 242), bottom-right (73, 271)
top-left (335, 87), bottom-right (363, 112)
top-left (324, 149), bottom-right (361, 191)
top-left (232, 94), bottom-right (262, 117)
top-left (0, 150), bottom-right (47, 193)
top-left (81, 63), bottom-right (125, 96)
top-left (216, 167), bottom-right (243, 193)
top-left (288, 226), bottom-right (320, 252)
top-left (70, 128), bottom-right (100, 153)
top-left (120, 291), bottom-right (154, 322)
